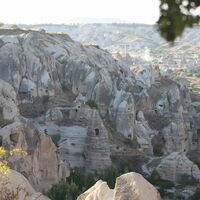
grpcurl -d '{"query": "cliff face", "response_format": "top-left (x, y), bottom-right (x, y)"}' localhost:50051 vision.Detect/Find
top-left (0, 28), bottom-right (199, 191)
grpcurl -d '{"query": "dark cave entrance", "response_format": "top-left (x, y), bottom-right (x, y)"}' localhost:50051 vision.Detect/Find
top-left (95, 128), bottom-right (100, 136)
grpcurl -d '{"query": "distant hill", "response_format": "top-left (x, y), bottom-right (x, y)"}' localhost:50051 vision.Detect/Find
top-left (17, 23), bottom-right (200, 71)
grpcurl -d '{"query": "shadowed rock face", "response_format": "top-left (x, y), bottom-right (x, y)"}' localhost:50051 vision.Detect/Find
top-left (77, 172), bottom-right (161, 200)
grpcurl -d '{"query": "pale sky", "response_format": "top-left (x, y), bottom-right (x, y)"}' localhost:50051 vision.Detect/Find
top-left (1, 0), bottom-right (160, 24)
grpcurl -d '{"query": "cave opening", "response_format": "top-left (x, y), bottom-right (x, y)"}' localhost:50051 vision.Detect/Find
top-left (95, 128), bottom-right (99, 136)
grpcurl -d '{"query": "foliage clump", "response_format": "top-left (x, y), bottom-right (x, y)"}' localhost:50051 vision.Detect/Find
top-left (147, 170), bottom-right (175, 198)
top-left (41, 95), bottom-right (50, 104)
top-left (0, 147), bottom-right (27, 178)
top-left (157, 0), bottom-right (200, 42)
top-left (45, 165), bottom-right (131, 200)
top-left (190, 188), bottom-right (200, 200)
top-left (86, 100), bottom-right (98, 109)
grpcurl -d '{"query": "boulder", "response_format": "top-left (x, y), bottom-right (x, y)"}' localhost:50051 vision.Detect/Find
top-left (0, 121), bottom-right (69, 191)
top-left (0, 170), bottom-right (50, 200)
top-left (77, 172), bottom-right (160, 200)
top-left (77, 180), bottom-right (113, 200)
top-left (156, 152), bottom-right (200, 183)
top-left (113, 172), bottom-right (160, 200)
top-left (0, 80), bottom-right (18, 126)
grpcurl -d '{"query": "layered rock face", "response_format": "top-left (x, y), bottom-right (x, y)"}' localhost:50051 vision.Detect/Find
top-left (77, 172), bottom-right (161, 200)
top-left (0, 170), bottom-right (50, 200)
top-left (156, 152), bottom-right (200, 183)
top-left (0, 78), bottom-right (68, 191)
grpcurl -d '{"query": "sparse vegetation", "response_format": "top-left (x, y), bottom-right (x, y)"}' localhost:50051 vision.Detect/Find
top-left (189, 188), bottom-right (200, 200)
top-left (45, 164), bottom-right (141, 200)
top-left (0, 147), bottom-right (27, 178)
top-left (147, 170), bottom-right (175, 198)
top-left (194, 160), bottom-right (200, 169)
top-left (41, 95), bottom-right (50, 104)
top-left (178, 174), bottom-right (199, 185)
top-left (86, 100), bottom-right (98, 109)
top-left (153, 144), bottom-right (164, 157)
top-left (58, 58), bottom-right (67, 64)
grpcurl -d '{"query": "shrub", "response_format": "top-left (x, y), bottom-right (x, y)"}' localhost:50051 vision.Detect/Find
top-left (153, 144), bottom-right (163, 156)
top-left (178, 174), bottom-right (199, 185)
top-left (175, 184), bottom-right (186, 190)
top-left (58, 58), bottom-right (67, 64)
top-left (41, 95), bottom-right (50, 104)
top-left (190, 188), bottom-right (200, 200)
top-left (45, 179), bottom-right (67, 200)
top-left (86, 100), bottom-right (98, 109)
top-left (98, 165), bottom-right (120, 188)
top-left (194, 161), bottom-right (200, 169)
top-left (147, 170), bottom-right (174, 198)
top-left (61, 83), bottom-right (69, 91)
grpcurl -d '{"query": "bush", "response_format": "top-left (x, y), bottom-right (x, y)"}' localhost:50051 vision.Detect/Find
top-left (97, 165), bottom-right (120, 188)
top-left (44, 179), bottom-right (80, 200)
top-left (46, 165), bottom-right (176, 200)
top-left (58, 58), bottom-right (67, 64)
top-left (45, 179), bottom-right (67, 200)
top-left (153, 144), bottom-right (163, 156)
top-left (147, 170), bottom-right (174, 198)
top-left (41, 95), bottom-right (50, 104)
top-left (189, 188), bottom-right (200, 200)
top-left (86, 100), bottom-right (98, 109)
top-left (179, 174), bottom-right (199, 185)
top-left (45, 165), bottom-right (128, 200)
top-left (194, 161), bottom-right (200, 169)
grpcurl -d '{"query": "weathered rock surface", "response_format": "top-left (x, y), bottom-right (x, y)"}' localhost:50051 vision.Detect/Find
top-left (77, 172), bottom-right (161, 200)
top-left (0, 28), bottom-right (199, 192)
top-left (77, 180), bottom-right (113, 200)
top-left (0, 121), bottom-right (69, 191)
top-left (0, 80), bottom-right (19, 127)
top-left (156, 152), bottom-right (200, 183)
top-left (0, 170), bottom-right (50, 200)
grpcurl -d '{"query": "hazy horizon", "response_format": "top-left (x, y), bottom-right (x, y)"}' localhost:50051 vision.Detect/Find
top-left (1, 0), bottom-right (160, 25)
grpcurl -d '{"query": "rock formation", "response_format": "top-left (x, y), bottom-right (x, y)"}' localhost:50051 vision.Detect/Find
top-left (0, 78), bottom-right (69, 192)
top-left (0, 170), bottom-right (50, 200)
top-left (0, 27), bottom-right (200, 198)
top-left (156, 152), bottom-right (200, 183)
top-left (77, 172), bottom-right (161, 200)
top-left (77, 180), bottom-right (113, 200)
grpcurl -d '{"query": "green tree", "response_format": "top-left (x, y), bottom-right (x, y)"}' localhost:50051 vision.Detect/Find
top-left (157, 0), bottom-right (200, 42)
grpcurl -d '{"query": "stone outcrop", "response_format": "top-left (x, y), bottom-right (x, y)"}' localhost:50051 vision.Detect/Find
top-left (77, 172), bottom-right (161, 200)
top-left (0, 121), bottom-right (69, 191)
top-left (0, 80), bottom-right (19, 127)
top-left (77, 180), bottom-right (113, 200)
top-left (84, 109), bottom-right (112, 171)
top-left (156, 152), bottom-right (200, 183)
top-left (0, 170), bottom-right (50, 200)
